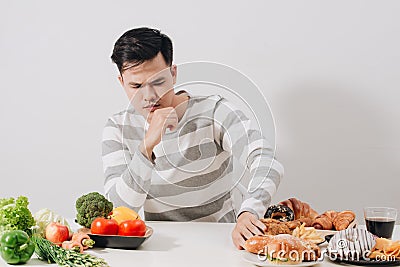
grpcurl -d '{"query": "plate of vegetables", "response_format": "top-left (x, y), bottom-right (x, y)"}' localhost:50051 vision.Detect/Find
top-left (87, 223), bottom-right (153, 249)
top-left (75, 192), bottom-right (152, 249)
top-left (86, 213), bottom-right (152, 249)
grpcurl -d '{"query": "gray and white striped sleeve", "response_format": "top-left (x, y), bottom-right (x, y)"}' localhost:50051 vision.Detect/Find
top-left (213, 97), bottom-right (284, 219)
top-left (102, 118), bottom-right (154, 211)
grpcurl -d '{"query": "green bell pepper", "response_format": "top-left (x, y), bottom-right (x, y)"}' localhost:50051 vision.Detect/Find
top-left (0, 230), bottom-right (35, 265)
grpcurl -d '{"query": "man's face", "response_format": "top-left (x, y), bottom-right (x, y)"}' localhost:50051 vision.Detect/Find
top-left (118, 52), bottom-right (177, 122)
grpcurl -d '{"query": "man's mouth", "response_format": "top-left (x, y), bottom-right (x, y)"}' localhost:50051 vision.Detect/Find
top-left (144, 103), bottom-right (161, 112)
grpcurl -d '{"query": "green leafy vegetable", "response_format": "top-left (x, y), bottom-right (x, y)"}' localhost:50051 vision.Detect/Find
top-left (0, 196), bottom-right (35, 235)
top-left (75, 192), bottom-right (113, 228)
top-left (32, 235), bottom-right (108, 267)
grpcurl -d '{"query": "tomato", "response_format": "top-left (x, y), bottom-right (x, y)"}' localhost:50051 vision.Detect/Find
top-left (118, 220), bottom-right (146, 236)
top-left (90, 218), bottom-right (119, 235)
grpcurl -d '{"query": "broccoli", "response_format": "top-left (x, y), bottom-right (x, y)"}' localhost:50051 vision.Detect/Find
top-left (0, 196), bottom-right (35, 235)
top-left (75, 192), bottom-right (113, 228)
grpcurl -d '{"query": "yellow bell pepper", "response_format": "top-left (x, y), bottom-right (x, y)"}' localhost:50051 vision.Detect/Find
top-left (109, 206), bottom-right (140, 224)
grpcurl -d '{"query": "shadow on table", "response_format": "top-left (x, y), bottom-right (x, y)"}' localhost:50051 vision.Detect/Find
top-left (26, 258), bottom-right (51, 265)
top-left (88, 232), bottom-right (179, 252)
top-left (139, 232), bottom-right (179, 251)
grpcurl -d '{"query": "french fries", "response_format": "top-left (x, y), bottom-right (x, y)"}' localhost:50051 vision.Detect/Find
top-left (292, 223), bottom-right (324, 244)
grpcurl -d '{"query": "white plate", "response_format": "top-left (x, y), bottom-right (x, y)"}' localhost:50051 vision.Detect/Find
top-left (242, 252), bottom-right (321, 267)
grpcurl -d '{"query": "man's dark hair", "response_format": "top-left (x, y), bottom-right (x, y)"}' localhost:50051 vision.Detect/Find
top-left (111, 27), bottom-right (173, 73)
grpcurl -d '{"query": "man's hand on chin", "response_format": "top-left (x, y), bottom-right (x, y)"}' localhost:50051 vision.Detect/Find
top-left (140, 107), bottom-right (178, 160)
top-left (231, 211), bottom-right (266, 250)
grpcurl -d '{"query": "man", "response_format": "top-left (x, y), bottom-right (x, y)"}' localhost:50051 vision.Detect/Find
top-left (103, 27), bottom-right (284, 249)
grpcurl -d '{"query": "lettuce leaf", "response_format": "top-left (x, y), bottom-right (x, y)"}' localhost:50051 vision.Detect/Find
top-left (0, 196), bottom-right (35, 234)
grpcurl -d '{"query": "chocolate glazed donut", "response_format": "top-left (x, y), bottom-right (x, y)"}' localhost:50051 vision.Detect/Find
top-left (264, 205), bottom-right (295, 222)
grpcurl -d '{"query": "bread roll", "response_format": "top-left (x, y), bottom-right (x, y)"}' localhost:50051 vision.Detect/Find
top-left (312, 210), bottom-right (337, 230)
top-left (279, 198), bottom-right (319, 221)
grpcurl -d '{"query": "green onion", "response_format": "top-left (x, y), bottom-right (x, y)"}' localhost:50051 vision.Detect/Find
top-left (31, 235), bottom-right (109, 267)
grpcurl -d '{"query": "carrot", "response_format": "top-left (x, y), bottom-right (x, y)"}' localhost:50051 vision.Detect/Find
top-left (62, 240), bottom-right (84, 253)
top-left (71, 232), bottom-right (95, 250)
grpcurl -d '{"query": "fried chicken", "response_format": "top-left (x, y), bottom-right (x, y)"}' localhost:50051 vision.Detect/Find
top-left (260, 218), bottom-right (295, 235)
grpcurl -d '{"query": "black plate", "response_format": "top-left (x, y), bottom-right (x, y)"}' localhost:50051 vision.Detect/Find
top-left (325, 234), bottom-right (334, 243)
top-left (330, 257), bottom-right (400, 266)
top-left (88, 226), bottom-right (153, 249)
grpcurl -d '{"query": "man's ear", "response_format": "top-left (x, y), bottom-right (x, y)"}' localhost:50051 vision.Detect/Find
top-left (170, 65), bottom-right (177, 85)
top-left (118, 75), bottom-right (124, 87)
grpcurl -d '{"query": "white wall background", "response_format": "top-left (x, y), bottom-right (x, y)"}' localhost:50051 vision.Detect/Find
top-left (1, 0), bottom-right (399, 222)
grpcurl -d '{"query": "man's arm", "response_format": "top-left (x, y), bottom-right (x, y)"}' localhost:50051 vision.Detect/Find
top-left (102, 118), bottom-right (154, 211)
top-left (103, 108), bottom-right (178, 211)
top-left (212, 96), bottom-right (284, 249)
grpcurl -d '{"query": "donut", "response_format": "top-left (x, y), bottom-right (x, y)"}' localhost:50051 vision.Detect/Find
top-left (264, 204), bottom-right (295, 222)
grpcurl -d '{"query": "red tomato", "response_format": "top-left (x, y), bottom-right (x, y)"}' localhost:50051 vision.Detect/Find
top-left (118, 219), bottom-right (146, 236)
top-left (91, 218), bottom-right (119, 235)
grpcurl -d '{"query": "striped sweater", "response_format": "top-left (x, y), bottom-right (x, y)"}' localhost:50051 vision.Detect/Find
top-left (102, 93), bottom-right (284, 222)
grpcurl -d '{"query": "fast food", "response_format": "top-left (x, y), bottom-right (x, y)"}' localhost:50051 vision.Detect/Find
top-left (292, 223), bottom-right (324, 244)
top-left (264, 205), bottom-right (295, 222)
top-left (333, 210), bottom-right (356, 231)
top-left (312, 210), bottom-right (356, 230)
top-left (369, 238), bottom-right (400, 260)
top-left (279, 198), bottom-right (319, 221)
top-left (312, 210), bottom-right (337, 230)
top-left (264, 198), bottom-right (319, 227)
top-left (264, 198), bottom-right (357, 232)
top-left (260, 218), bottom-right (293, 235)
top-left (244, 234), bottom-right (321, 263)
top-left (327, 228), bottom-right (376, 261)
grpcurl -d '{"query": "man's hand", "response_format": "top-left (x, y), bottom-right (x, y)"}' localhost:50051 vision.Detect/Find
top-left (231, 211), bottom-right (266, 250)
top-left (139, 107), bottom-right (178, 160)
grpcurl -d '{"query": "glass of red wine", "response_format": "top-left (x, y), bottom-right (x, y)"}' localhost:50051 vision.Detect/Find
top-left (364, 207), bottom-right (397, 239)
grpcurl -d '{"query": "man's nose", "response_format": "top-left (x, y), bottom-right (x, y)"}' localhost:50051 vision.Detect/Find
top-left (142, 84), bottom-right (158, 102)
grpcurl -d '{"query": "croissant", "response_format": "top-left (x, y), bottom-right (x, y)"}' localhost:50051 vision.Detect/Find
top-left (279, 198), bottom-right (319, 221)
top-left (333, 210), bottom-right (355, 231)
top-left (312, 210), bottom-right (338, 230)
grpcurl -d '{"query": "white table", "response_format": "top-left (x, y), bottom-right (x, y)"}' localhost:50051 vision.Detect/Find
top-left (3, 222), bottom-right (400, 267)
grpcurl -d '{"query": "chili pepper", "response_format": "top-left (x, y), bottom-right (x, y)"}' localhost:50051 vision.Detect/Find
top-left (0, 230), bottom-right (35, 264)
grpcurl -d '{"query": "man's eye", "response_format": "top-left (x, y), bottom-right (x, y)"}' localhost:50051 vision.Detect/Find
top-left (131, 85), bottom-right (140, 89)
top-left (153, 81), bottom-right (164, 86)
